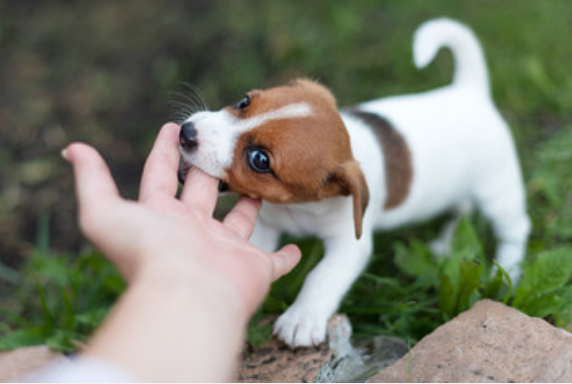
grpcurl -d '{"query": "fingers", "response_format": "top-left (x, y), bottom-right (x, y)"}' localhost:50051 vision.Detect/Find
top-left (180, 167), bottom-right (219, 216)
top-left (62, 142), bottom-right (122, 237)
top-left (222, 197), bottom-right (261, 239)
top-left (139, 123), bottom-right (181, 201)
top-left (269, 244), bottom-right (302, 282)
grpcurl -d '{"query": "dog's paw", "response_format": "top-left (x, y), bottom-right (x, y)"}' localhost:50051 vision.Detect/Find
top-left (273, 306), bottom-right (328, 348)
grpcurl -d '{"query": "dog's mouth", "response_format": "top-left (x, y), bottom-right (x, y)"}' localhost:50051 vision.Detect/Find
top-left (178, 158), bottom-right (229, 192)
top-left (177, 158), bottom-right (192, 185)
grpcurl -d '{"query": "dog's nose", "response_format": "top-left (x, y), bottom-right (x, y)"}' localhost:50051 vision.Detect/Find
top-left (179, 121), bottom-right (198, 151)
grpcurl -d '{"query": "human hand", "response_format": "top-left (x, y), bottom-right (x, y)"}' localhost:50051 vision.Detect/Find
top-left (63, 122), bottom-right (301, 314)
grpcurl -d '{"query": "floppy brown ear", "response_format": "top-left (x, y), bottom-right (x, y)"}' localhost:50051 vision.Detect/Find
top-left (327, 161), bottom-right (370, 239)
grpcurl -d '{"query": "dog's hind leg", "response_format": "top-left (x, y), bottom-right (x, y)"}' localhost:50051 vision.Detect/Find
top-left (474, 174), bottom-right (531, 281)
top-left (429, 200), bottom-right (473, 256)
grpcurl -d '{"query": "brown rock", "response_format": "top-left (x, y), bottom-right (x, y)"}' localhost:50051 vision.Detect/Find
top-left (369, 299), bottom-right (572, 383)
top-left (0, 345), bottom-right (68, 382)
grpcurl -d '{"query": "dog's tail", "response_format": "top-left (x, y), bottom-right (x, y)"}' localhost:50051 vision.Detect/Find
top-left (413, 18), bottom-right (490, 95)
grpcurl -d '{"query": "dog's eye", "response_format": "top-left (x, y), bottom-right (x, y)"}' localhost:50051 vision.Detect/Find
top-left (247, 148), bottom-right (271, 173)
top-left (235, 95), bottom-right (251, 110)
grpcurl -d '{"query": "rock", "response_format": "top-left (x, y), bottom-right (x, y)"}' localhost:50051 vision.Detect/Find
top-left (236, 334), bottom-right (331, 383)
top-left (236, 315), bottom-right (408, 383)
top-left (369, 299), bottom-right (572, 383)
top-left (0, 345), bottom-right (69, 382)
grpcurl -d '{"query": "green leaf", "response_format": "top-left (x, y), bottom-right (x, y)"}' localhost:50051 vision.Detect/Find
top-left (513, 248), bottom-right (572, 310)
top-left (394, 240), bottom-right (439, 282)
top-left (455, 259), bottom-right (483, 313)
top-left (481, 262), bottom-right (513, 303)
top-left (46, 329), bottom-right (82, 353)
top-left (0, 327), bottom-right (47, 350)
top-left (451, 216), bottom-right (484, 262)
top-left (440, 259), bottom-right (482, 318)
top-left (247, 311), bottom-right (273, 348)
top-left (517, 292), bottom-right (567, 319)
top-left (439, 272), bottom-right (455, 319)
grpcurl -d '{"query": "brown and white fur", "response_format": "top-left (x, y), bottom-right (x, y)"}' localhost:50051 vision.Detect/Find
top-left (178, 18), bottom-right (530, 347)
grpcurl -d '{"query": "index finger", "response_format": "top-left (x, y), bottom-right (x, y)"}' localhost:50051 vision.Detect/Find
top-left (139, 123), bottom-right (181, 202)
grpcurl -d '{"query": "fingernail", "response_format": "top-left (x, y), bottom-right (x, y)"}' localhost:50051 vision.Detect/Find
top-left (61, 147), bottom-right (70, 161)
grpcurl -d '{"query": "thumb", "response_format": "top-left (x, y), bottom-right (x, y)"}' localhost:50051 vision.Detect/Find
top-left (269, 244), bottom-right (302, 282)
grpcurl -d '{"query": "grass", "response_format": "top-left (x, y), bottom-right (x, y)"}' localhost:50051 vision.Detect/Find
top-left (1, 0), bottom-right (572, 353)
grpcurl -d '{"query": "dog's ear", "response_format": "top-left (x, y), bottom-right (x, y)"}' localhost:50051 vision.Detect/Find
top-left (327, 161), bottom-right (370, 239)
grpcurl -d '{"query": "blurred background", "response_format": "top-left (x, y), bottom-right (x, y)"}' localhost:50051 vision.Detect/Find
top-left (1, 0), bottom-right (572, 345)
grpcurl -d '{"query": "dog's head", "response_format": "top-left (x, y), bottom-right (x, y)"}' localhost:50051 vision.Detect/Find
top-left (179, 79), bottom-right (369, 238)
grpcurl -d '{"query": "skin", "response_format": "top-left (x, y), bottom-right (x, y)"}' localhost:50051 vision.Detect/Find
top-left (62, 122), bottom-right (301, 382)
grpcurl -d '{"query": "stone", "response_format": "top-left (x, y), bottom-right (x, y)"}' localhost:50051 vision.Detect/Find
top-left (236, 333), bottom-right (331, 383)
top-left (369, 299), bottom-right (572, 383)
top-left (0, 345), bottom-right (69, 382)
top-left (236, 314), bottom-right (408, 383)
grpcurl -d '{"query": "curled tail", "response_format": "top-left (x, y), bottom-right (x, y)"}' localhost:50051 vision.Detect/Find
top-left (413, 18), bottom-right (490, 95)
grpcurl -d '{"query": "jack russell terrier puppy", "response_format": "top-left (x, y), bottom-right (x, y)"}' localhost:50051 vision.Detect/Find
top-left (178, 18), bottom-right (530, 347)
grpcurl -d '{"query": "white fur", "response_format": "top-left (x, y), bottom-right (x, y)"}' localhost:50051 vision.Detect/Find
top-left (252, 18), bottom-right (530, 347)
top-left (180, 102), bottom-right (312, 178)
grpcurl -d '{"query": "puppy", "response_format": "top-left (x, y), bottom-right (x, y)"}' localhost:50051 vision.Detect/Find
top-left (178, 18), bottom-right (530, 347)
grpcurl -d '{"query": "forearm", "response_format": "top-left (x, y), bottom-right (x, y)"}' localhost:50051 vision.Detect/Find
top-left (84, 263), bottom-right (249, 382)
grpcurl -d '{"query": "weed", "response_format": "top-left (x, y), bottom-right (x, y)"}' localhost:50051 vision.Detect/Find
top-left (0, 248), bottom-right (124, 352)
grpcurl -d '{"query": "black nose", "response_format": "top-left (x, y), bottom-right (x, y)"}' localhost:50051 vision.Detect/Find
top-left (179, 121), bottom-right (198, 151)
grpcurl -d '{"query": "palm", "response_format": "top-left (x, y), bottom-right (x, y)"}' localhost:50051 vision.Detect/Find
top-left (68, 123), bottom-right (300, 314)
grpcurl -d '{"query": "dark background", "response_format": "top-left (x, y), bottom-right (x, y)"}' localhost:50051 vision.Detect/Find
top-left (1, 0), bottom-right (571, 270)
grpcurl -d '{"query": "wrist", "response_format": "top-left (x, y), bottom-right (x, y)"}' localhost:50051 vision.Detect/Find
top-left (87, 256), bottom-right (250, 382)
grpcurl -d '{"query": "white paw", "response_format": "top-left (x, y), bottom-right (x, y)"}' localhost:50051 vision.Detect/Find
top-left (273, 306), bottom-right (329, 348)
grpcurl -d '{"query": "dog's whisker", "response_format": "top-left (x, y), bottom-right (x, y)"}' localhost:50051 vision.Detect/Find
top-left (174, 85), bottom-right (208, 112)
top-left (168, 83), bottom-right (209, 125)
top-left (182, 82), bottom-right (209, 111)
top-left (171, 91), bottom-right (204, 110)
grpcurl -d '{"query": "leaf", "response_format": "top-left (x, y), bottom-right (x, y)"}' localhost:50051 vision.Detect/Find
top-left (456, 260), bottom-right (483, 312)
top-left (247, 311), bottom-right (273, 348)
top-left (46, 329), bottom-right (82, 353)
top-left (517, 292), bottom-right (567, 319)
top-left (481, 262), bottom-right (513, 303)
top-left (450, 216), bottom-right (484, 263)
top-left (394, 240), bottom-right (439, 282)
top-left (439, 273), bottom-right (455, 319)
top-left (513, 248), bottom-right (572, 310)
top-left (440, 259), bottom-right (482, 318)
top-left (0, 327), bottom-right (47, 350)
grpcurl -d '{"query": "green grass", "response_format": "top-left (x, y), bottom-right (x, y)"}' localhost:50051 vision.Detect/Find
top-left (2, 0), bottom-right (572, 352)
top-left (0, 214), bottom-right (124, 352)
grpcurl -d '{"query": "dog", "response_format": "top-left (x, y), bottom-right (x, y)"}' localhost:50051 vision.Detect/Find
top-left (178, 18), bottom-right (530, 347)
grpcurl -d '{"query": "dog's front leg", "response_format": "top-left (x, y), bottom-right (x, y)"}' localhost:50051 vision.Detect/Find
top-left (273, 234), bottom-right (373, 348)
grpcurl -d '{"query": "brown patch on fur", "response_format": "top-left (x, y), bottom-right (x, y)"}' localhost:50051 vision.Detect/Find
top-left (347, 110), bottom-right (413, 210)
top-left (222, 79), bottom-right (369, 239)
